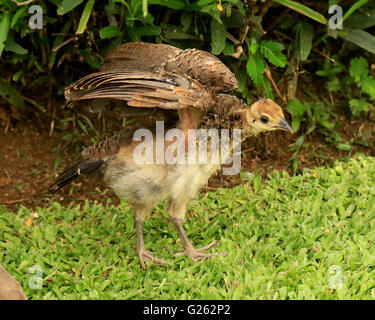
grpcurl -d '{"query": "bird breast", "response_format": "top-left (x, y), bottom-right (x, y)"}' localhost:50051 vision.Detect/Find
top-left (167, 162), bottom-right (220, 202)
top-left (104, 151), bottom-right (220, 210)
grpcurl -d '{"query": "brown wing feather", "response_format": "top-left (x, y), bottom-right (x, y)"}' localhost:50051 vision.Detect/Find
top-left (163, 49), bottom-right (238, 93)
top-left (94, 43), bottom-right (185, 116)
top-left (65, 42), bottom-right (236, 130)
top-left (65, 70), bottom-right (210, 110)
top-left (102, 42), bottom-right (237, 93)
top-left (102, 42), bottom-right (182, 72)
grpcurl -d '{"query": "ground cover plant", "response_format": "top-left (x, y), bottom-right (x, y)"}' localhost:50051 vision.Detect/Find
top-left (1, 154), bottom-right (375, 299)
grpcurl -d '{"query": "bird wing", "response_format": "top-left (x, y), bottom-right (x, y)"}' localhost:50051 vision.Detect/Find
top-left (65, 42), bottom-right (237, 130)
top-left (102, 42), bottom-right (238, 93)
top-left (65, 70), bottom-right (210, 110)
top-left (163, 48), bottom-right (238, 93)
top-left (101, 42), bottom-right (182, 72)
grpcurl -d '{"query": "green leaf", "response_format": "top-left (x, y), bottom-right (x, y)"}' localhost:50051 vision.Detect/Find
top-left (319, 119), bottom-right (334, 130)
top-left (249, 38), bottom-right (259, 54)
top-left (261, 41), bottom-right (284, 52)
top-left (129, 26), bottom-right (161, 37)
top-left (336, 143), bottom-right (351, 151)
top-left (12, 70), bottom-right (23, 82)
top-left (234, 69), bottom-right (247, 93)
top-left (77, 119), bottom-right (88, 134)
top-left (194, 0), bottom-right (214, 6)
top-left (361, 76), bottom-right (375, 99)
top-left (262, 78), bottom-right (274, 100)
top-left (49, 21), bottom-right (72, 70)
top-left (148, 0), bottom-right (186, 10)
top-left (200, 4), bottom-right (222, 24)
top-left (5, 35), bottom-right (28, 55)
top-left (222, 41), bottom-right (235, 56)
top-left (142, 0), bottom-right (148, 17)
top-left (246, 54), bottom-right (265, 86)
top-left (273, 0), bottom-right (327, 25)
top-left (315, 70), bottom-right (327, 77)
top-left (342, 0), bottom-right (368, 24)
top-left (295, 21), bottom-right (313, 61)
top-left (349, 98), bottom-right (369, 116)
top-left (79, 50), bottom-right (102, 69)
top-left (349, 57), bottom-right (369, 79)
top-left (222, 10), bottom-right (245, 28)
top-left (326, 78), bottom-right (340, 92)
top-left (100, 26), bottom-right (122, 39)
top-left (44, 225), bottom-right (56, 242)
top-left (295, 135), bottom-right (304, 147)
top-left (338, 28), bottom-right (375, 54)
top-left (305, 124), bottom-right (315, 135)
top-left (180, 12), bottom-right (192, 32)
top-left (287, 99), bottom-right (306, 118)
top-left (54, 156), bottom-right (62, 170)
top-left (0, 11), bottom-right (11, 58)
top-left (0, 76), bottom-right (25, 109)
top-left (291, 117), bottom-right (301, 132)
top-left (260, 41), bottom-right (286, 68)
top-left (210, 18), bottom-right (226, 55)
top-left (57, 0), bottom-right (84, 15)
top-left (345, 11), bottom-right (375, 29)
top-left (253, 175), bottom-right (262, 193)
top-left (76, 0), bottom-right (95, 34)
top-left (11, 6), bottom-right (27, 28)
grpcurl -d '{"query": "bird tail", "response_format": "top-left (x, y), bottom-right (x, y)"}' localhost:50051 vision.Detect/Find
top-left (50, 159), bottom-right (104, 191)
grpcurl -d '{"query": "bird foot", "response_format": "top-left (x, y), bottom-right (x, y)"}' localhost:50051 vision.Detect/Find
top-left (174, 240), bottom-right (227, 262)
top-left (138, 249), bottom-right (168, 268)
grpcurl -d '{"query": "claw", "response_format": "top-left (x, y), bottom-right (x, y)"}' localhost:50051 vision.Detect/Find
top-left (174, 240), bottom-right (228, 262)
top-left (138, 249), bottom-right (169, 268)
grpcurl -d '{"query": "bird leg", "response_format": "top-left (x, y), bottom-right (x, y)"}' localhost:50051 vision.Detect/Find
top-left (134, 209), bottom-right (168, 268)
top-left (169, 216), bottom-right (227, 262)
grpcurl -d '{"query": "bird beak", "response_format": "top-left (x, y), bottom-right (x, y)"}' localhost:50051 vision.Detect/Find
top-left (277, 117), bottom-right (294, 133)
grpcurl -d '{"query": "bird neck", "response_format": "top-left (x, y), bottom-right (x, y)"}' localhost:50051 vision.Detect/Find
top-left (201, 108), bottom-right (257, 140)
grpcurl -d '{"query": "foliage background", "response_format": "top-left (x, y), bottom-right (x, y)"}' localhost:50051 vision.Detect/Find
top-left (1, 0), bottom-right (374, 166)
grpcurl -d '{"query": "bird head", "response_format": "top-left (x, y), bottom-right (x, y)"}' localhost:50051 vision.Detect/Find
top-left (247, 98), bottom-right (293, 135)
top-left (228, 98), bottom-right (293, 137)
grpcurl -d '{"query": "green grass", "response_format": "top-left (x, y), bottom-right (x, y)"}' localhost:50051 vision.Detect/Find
top-left (1, 154), bottom-right (375, 299)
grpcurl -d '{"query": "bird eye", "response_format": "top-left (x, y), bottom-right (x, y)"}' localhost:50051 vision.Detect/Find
top-left (260, 115), bottom-right (269, 124)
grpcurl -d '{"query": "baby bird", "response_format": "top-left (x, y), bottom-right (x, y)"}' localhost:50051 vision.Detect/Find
top-left (52, 42), bottom-right (293, 268)
top-left (52, 98), bottom-right (291, 267)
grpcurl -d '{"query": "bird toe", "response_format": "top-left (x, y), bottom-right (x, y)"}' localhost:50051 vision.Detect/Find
top-left (174, 240), bottom-right (227, 262)
top-left (138, 249), bottom-right (169, 268)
